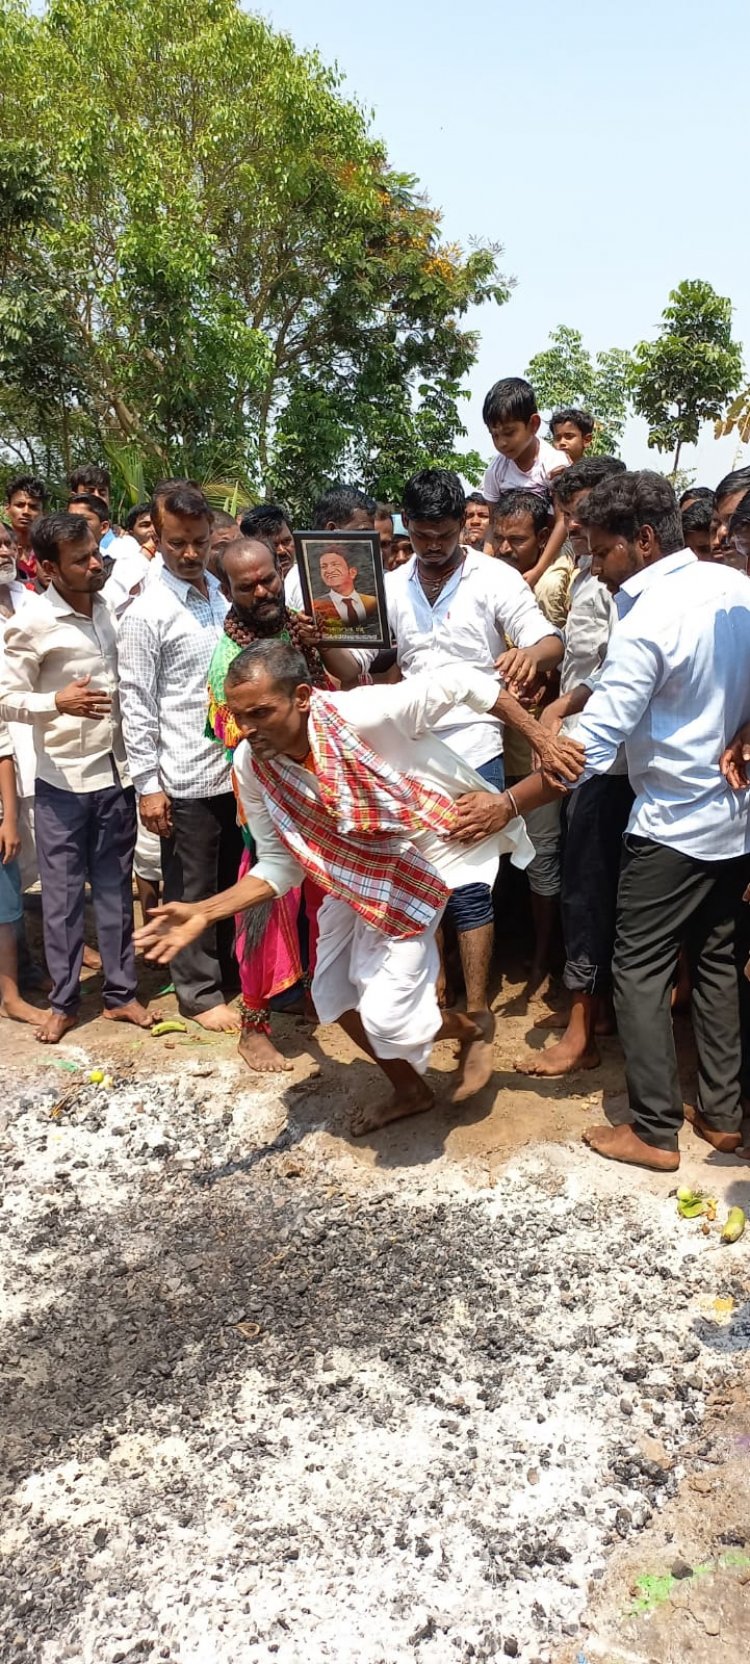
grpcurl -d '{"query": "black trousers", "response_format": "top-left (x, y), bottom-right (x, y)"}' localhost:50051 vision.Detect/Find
top-left (160, 793), bottom-right (243, 1015)
top-left (561, 774), bottom-right (635, 994)
top-left (613, 836), bottom-right (750, 1150)
top-left (35, 777), bottom-right (137, 1016)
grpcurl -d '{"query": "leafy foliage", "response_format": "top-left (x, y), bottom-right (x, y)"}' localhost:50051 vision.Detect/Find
top-left (628, 280), bottom-right (744, 472)
top-left (0, 0), bottom-right (510, 514)
top-left (525, 325), bottom-right (632, 455)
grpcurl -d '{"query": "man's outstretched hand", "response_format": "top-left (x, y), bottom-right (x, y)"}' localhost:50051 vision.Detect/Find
top-left (135, 902), bottom-right (208, 964)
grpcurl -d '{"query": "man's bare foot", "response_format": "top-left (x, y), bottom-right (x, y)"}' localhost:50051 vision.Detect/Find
top-left (194, 1003), bottom-right (241, 1033)
top-left (683, 1104), bottom-right (743, 1153)
top-left (351, 1080), bottom-right (434, 1137)
top-left (103, 1001), bottom-right (161, 1030)
top-left (82, 945), bottom-right (102, 970)
top-left (238, 1029), bottom-right (293, 1074)
top-left (452, 1010), bottom-right (495, 1103)
top-left (35, 1010), bottom-right (77, 1045)
top-left (534, 1007), bottom-right (615, 1035)
top-left (515, 1039), bottom-right (600, 1077)
top-left (1, 992), bottom-right (46, 1026)
top-left (582, 1122), bottom-right (680, 1171)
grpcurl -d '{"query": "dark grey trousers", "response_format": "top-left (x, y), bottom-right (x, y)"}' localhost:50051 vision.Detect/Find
top-left (160, 793), bottom-right (243, 1015)
top-left (35, 776), bottom-right (138, 1016)
top-left (613, 835), bottom-right (750, 1150)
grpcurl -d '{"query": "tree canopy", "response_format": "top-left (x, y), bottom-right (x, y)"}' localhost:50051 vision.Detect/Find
top-left (0, 0), bottom-right (510, 513)
top-left (628, 280), bottom-right (744, 473)
top-left (525, 326), bottom-right (632, 456)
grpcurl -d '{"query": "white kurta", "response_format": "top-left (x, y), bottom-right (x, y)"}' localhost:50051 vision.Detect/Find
top-left (233, 667), bottom-right (533, 1072)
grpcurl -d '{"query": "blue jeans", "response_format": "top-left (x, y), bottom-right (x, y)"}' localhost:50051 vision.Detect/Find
top-left (446, 754), bottom-right (505, 934)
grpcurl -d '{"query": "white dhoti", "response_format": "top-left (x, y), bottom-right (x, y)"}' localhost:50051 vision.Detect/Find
top-left (312, 895), bottom-right (442, 1074)
top-left (134, 821), bottom-right (162, 884)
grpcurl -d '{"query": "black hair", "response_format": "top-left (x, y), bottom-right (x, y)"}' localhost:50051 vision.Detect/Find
top-left (210, 508), bottom-right (238, 530)
top-left (715, 467), bottom-right (750, 508)
top-left (159, 484), bottom-right (211, 522)
top-left (490, 490), bottom-right (552, 535)
top-left (126, 501), bottom-right (153, 532)
top-left (464, 491), bottom-right (489, 507)
top-left (678, 485), bottom-right (714, 509)
top-left (0, 520), bottom-right (18, 542)
top-left (482, 376), bottom-right (537, 428)
top-left (69, 462), bottom-right (111, 497)
top-left (68, 492), bottom-right (109, 522)
top-left (311, 484), bottom-right (377, 530)
top-left (581, 470), bottom-right (683, 553)
top-left (224, 639), bottom-right (309, 698)
top-left (681, 498), bottom-right (713, 534)
top-left (150, 477), bottom-right (202, 529)
top-left (729, 494), bottom-right (750, 535)
top-left (553, 454), bottom-right (627, 506)
top-left (401, 468), bottom-right (465, 523)
top-left (30, 512), bottom-right (92, 565)
top-left (240, 503), bottom-right (292, 540)
top-left (6, 473), bottom-right (46, 506)
top-left (550, 407), bottom-right (595, 438)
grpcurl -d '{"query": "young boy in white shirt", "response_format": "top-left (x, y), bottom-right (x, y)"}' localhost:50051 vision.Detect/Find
top-left (482, 377), bottom-right (569, 503)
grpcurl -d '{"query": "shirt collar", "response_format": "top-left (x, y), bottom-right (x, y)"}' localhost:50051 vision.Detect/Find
top-left (160, 564), bottom-right (221, 605)
top-left (47, 582), bottom-right (103, 621)
top-left (615, 548), bottom-right (696, 618)
top-left (406, 543), bottom-right (477, 587)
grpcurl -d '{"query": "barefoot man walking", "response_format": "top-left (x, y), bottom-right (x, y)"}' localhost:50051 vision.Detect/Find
top-left (138, 643), bottom-right (583, 1132)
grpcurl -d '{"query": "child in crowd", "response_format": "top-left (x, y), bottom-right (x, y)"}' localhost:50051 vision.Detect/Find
top-left (681, 496), bottom-right (713, 560)
top-left (462, 491), bottom-right (491, 551)
top-left (550, 407), bottom-right (595, 463)
top-left (0, 715), bottom-right (41, 1025)
top-left (387, 513), bottom-right (413, 570)
top-left (126, 502), bottom-right (156, 548)
top-left (5, 475), bottom-right (46, 583)
top-left (482, 377), bottom-right (569, 502)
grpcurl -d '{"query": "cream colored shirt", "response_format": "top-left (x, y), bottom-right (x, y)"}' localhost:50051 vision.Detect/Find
top-left (233, 666), bottom-right (534, 901)
top-left (0, 584), bottom-right (129, 793)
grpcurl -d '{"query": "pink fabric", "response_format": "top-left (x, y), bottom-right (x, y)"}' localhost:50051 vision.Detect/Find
top-left (235, 850), bottom-right (323, 1009)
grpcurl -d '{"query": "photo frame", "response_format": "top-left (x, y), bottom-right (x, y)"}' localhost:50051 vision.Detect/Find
top-left (293, 529), bottom-right (390, 650)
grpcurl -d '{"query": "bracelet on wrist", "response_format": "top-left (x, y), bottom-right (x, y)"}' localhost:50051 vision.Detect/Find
top-left (505, 787), bottom-right (520, 819)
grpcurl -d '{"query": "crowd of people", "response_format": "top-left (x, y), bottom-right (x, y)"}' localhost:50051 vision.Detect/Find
top-left (2, 375), bottom-right (750, 1169)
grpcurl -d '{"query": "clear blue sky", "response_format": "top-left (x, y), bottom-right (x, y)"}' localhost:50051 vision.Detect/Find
top-left (262, 0), bottom-right (750, 485)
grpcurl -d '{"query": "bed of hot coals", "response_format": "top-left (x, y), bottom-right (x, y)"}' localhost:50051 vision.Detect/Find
top-left (0, 1057), bottom-right (747, 1664)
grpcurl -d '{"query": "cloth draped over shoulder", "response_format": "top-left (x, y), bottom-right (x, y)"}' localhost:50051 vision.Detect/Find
top-left (206, 608), bottom-right (332, 759)
top-left (251, 690), bottom-right (462, 939)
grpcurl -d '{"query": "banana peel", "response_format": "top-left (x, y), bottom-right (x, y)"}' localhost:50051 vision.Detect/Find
top-left (150, 1020), bottom-right (188, 1037)
top-left (676, 1186), bottom-right (717, 1220)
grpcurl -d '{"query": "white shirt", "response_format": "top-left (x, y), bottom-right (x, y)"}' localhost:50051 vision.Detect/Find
top-left (103, 547), bottom-right (154, 617)
top-left (118, 566), bottom-right (231, 800)
top-left (575, 550), bottom-right (750, 858)
top-left (482, 437), bottom-right (569, 502)
top-left (384, 548), bottom-right (561, 768)
top-left (233, 666), bottom-right (534, 900)
top-left (0, 585), bottom-right (129, 793)
top-left (0, 581), bottom-right (36, 796)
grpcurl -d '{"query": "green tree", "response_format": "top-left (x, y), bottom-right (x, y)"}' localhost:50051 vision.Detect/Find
top-left (628, 279), bottom-right (744, 474)
top-left (0, 0), bottom-right (510, 513)
top-left (525, 325), bottom-right (632, 455)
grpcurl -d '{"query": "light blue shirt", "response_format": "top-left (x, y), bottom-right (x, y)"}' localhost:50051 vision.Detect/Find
top-left (575, 550), bottom-right (750, 860)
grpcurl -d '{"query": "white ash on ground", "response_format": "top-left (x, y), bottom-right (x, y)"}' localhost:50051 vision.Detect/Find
top-left (0, 1057), bottom-right (748, 1664)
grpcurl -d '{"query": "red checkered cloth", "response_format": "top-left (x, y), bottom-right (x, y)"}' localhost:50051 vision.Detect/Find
top-left (251, 691), bottom-right (460, 938)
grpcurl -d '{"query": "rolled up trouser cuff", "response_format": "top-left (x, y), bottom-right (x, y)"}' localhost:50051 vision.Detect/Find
top-left (563, 957), bottom-right (609, 996)
top-left (446, 881), bottom-right (494, 933)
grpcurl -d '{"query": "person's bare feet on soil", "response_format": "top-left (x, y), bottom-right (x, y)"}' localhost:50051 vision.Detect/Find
top-left (103, 1001), bottom-right (161, 1029)
top-left (35, 1010), bottom-right (77, 1045)
top-left (351, 1079), bottom-right (435, 1137)
top-left (452, 1010), bottom-right (495, 1102)
top-left (582, 1122), bottom-right (680, 1171)
top-left (1, 992), bottom-right (46, 1026)
top-left (82, 945), bottom-right (102, 970)
top-left (238, 1029), bottom-right (293, 1073)
top-left (515, 1039), bottom-right (600, 1077)
top-left (683, 1105), bottom-right (742, 1153)
top-left (194, 1003), bottom-right (241, 1032)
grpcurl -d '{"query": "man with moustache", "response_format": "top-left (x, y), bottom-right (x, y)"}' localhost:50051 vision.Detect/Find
top-left (0, 513), bottom-right (156, 1043)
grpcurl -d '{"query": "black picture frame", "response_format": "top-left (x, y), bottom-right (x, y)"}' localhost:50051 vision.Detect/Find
top-left (293, 529), bottom-right (389, 650)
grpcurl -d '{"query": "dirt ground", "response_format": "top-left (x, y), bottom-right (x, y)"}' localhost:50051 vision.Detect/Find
top-left (1, 918), bottom-right (750, 1657)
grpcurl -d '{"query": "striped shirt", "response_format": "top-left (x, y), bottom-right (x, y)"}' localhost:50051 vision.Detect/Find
top-left (118, 566), bottom-right (231, 800)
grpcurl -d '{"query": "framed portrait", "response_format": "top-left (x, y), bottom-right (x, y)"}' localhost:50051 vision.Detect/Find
top-left (293, 529), bottom-right (390, 650)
